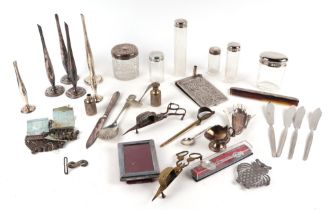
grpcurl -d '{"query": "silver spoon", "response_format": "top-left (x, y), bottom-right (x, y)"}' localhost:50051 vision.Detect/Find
top-left (98, 95), bottom-right (137, 139)
top-left (180, 127), bottom-right (210, 146)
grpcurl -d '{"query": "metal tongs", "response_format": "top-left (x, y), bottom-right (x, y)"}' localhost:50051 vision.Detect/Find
top-left (123, 103), bottom-right (186, 135)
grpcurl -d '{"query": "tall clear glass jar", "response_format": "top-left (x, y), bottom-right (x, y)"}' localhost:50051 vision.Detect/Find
top-left (111, 43), bottom-right (139, 80)
top-left (208, 47), bottom-right (221, 74)
top-left (257, 51), bottom-right (288, 91)
top-left (225, 42), bottom-right (240, 82)
top-left (174, 19), bottom-right (187, 76)
top-left (149, 51), bottom-right (164, 82)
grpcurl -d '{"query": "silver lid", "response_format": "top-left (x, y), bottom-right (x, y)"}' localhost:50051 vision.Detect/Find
top-left (227, 42), bottom-right (241, 52)
top-left (175, 19), bottom-right (187, 28)
top-left (260, 51), bottom-right (288, 68)
top-left (149, 51), bottom-right (164, 62)
top-left (209, 47), bottom-right (221, 55)
top-left (111, 43), bottom-right (138, 60)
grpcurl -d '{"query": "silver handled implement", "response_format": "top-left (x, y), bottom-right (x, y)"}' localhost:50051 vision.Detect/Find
top-left (288, 106), bottom-right (305, 159)
top-left (276, 106), bottom-right (296, 157)
top-left (86, 92), bottom-right (120, 149)
top-left (98, 95), bottom-right (137, 140)
top-left (303, 108), bottom-right (322, 161)
top-left (264, 103), bottom-right (276, 157)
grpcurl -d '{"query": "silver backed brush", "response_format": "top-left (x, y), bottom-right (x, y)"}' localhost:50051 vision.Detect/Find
top-left (98, 95), bottom-right (137, 140)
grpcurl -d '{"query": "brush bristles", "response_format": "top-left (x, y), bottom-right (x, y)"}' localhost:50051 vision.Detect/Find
top-left (97, 127), bottom-right (118, 140)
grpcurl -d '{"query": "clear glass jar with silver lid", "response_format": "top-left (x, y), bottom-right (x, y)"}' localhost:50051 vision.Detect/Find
top-left (225, 42), bottom-right (240, 82)
top-left (111, 43), bottom-right (139, 80)
top-left (149, 51), bottom-right (164, 82)
top-left (257, 51), bottom-right (288, 91)
top-left (174, 18), bottom-right (187, 76)
top-left (208, 47), bottom-right (221, 74)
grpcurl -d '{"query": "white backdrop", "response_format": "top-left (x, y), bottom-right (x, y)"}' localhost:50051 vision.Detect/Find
top-left (0, 0), bottom-right (332, 210)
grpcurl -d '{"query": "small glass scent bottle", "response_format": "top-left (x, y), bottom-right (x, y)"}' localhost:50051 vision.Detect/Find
top-left (174, 18), bottom-right (187, 76)
top-left (257, 51), bottom-right (288, 91)
top-left (225, 42), bottom-right (241, 82)
top-left (208, 47), bottom-right (221, 74)
top-left (111, 43), bottom-right (139, 80)
top-left (149, 51), bottom-right (164, 82)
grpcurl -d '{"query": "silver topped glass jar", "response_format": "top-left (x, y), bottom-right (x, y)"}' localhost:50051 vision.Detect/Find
top-left (225, 42), bottom-right (240, 82)
top-left (174, 19), bottom-right (187, 76)
top-left (257, 51), bottom-right (288, 91)
top-left (208, 47), bottom-right (221, 74)
top-left (111, 43), bottom-right (139, 80)
top-left (149, 51), bottom-right (164, 82)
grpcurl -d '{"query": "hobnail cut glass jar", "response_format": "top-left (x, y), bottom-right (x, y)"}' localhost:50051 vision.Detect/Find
top-left (111, 43), bottom-right (139, 81)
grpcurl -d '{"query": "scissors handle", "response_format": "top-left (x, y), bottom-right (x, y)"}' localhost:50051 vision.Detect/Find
top-left (176, 151), bottom-right (189, 159)
top-left (160, 107), bottom-right (214, 147)
top-left (197, 107), bottom-right (215, 121)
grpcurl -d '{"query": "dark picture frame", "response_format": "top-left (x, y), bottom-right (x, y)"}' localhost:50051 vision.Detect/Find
top-left (118, 140), bottom-right (160, 182)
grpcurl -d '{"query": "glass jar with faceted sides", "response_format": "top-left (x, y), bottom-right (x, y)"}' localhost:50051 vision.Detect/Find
top-left (208, 46), bottom-right (221, 74)
top-left (225, 42), bottom-right (240, 82)
top-left (174, 19), bottom-right (187, 76)
top-left (149, 51), bottom-right (164, 82)
top-left (257, 51), bottom-right (288, 91)
top-left (111, 43), bottom-right (139, 81)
